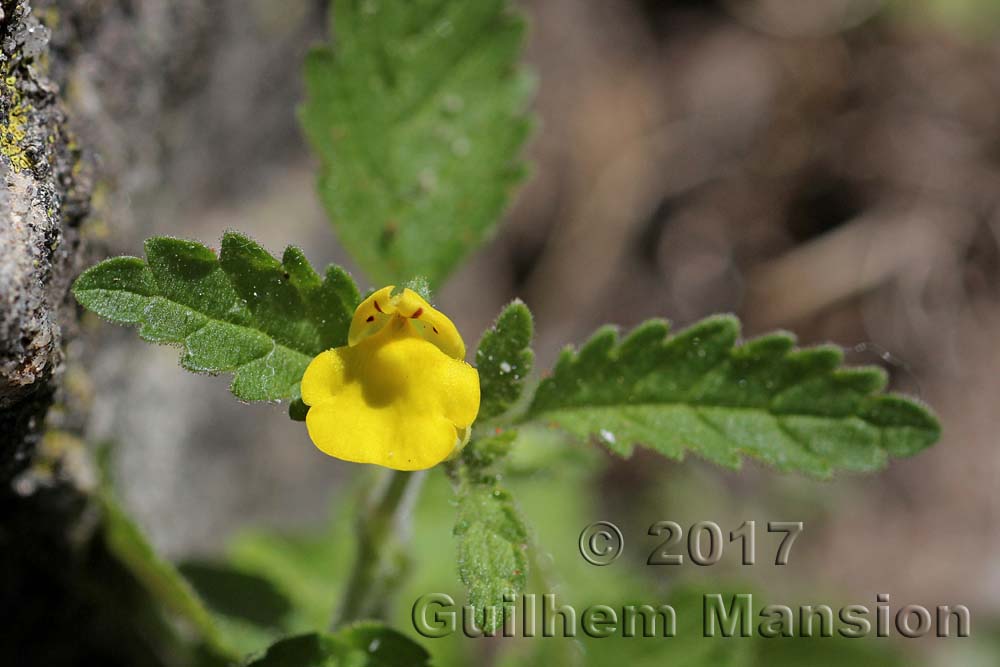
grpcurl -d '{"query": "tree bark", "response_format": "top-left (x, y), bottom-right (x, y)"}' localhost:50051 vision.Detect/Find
top-left (0, 0), bottom-right (89, 478)
top-left (0, 3), bottom-right (173, 665)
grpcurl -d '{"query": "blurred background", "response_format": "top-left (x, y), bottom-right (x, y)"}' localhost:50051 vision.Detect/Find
top-left (65, 0), bottom-right (1000, 664)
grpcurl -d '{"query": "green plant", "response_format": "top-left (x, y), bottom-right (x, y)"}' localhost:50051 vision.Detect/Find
top-left (72, 1), bottom-right (940, 665)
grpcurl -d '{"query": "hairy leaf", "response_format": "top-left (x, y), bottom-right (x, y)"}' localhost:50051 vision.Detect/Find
top-left (522, 316), bottom-right (941, 477)
top-left (476, 300), bottom-right (534, 421)
top-left (244, 625), bottom-right (429, 667)
top-left (454, 474), bottom-right (529, 632)
top-left (461, 429), bottom-right (518, 470)
top-left (73, 233), bottom-right (359, 402)
top-left (301, 0), bottom-right (534, 287)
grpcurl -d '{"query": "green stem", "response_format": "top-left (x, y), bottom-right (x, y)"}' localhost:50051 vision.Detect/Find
top-left (332, 469), bottom-right (425, 629)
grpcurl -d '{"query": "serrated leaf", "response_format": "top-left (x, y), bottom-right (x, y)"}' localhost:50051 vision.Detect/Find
top-left (454, 478), bottom-right (529, 632)
top-left (301, 0), bottom-right (534, 288)
top-left (244, 625), bottom-right (429, 667)
top-left (475, 300), bottom-right (534, 421)
top-left (73, 232), bottom-right (359, 402)
top-left (461, 429), bottom-right (517, 470)
top-left (521, 316), bottom-right (941, 477)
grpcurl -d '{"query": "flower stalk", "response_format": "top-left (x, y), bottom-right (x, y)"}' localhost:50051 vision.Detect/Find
top-left (332, 468), bottom-right (426, 628)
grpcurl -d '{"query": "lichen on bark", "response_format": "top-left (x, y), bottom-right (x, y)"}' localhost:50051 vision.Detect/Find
top-left (0, 0), bottom-right (90, 478)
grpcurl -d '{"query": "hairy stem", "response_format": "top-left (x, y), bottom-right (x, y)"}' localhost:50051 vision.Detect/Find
top-left (332, 468), bottom-right (426, 628)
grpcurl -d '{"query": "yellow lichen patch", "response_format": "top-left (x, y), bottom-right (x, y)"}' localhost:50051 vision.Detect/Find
top-left (1, 74), bottom-right (33, 172)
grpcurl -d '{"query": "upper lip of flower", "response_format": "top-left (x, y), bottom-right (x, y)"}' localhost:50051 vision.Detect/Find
top-left (348, 286), bottom-right (466, 360)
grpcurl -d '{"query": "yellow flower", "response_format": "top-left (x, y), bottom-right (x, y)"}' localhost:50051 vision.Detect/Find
top-left (301, 286), bottom-right (480, 470)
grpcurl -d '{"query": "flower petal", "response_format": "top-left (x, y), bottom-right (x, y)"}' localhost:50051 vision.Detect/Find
top-left (305, 385), bottom-right (459, 470)
top-left (401, 291), bottom-right (465, 360)
top-left (300, 348), bottom-right (346, 407)
top-left (303, 284), bottom-right (480, 470)
top-left (431, 353), bottom-right (481, 429)
top-left (348, 286), bottom-right (396, 347)
top-left (348, 286), bottom-right (465, 359)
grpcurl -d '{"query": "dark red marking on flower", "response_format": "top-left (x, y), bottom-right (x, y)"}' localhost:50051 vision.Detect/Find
top-left (432, 326), bottom-right (439, 334)
top-left (366, 315), bottom-right (375, 322)
top-left (373, 301), bottom-right (383, 313)
top-left (411, 307), bottom-right (423, 319)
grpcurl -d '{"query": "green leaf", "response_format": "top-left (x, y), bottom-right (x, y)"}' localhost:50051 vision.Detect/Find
top-left (301, 0), bottom-right (534, 288)
top-left (72, 232), bottom-right (359, 402)
top-left (461, 429), bottom-right (517, 470)
top-left (244, 624), bottom-right (430, 667)
top-left (475, 300), bottom-right (534, 421)
top-left (521, 316), bottom-right (941, 477)
top-left (453, 474), bottom-right (529, 632)
top-left (454, 302), bottom-right (535, 631)
top-left (178, 561), bottom-right (295, 632)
